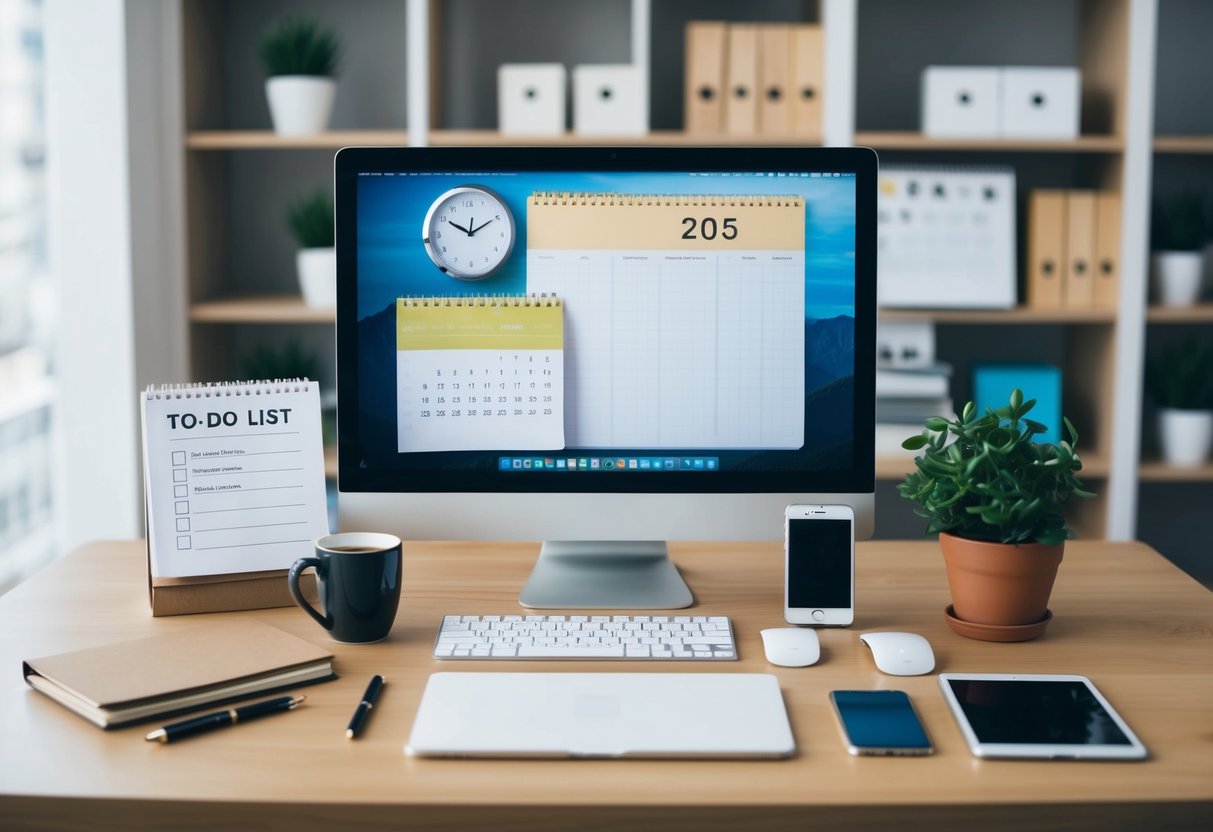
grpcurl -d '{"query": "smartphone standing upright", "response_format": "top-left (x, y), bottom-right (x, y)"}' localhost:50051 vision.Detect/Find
top-left (784, 504), bottom-right (854, 626)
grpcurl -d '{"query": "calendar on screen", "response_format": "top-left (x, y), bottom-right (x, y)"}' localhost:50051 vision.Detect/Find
top-left (395, 296), bottom-right (565, 452)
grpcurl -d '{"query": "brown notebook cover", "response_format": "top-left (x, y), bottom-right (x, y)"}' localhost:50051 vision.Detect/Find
top-left (23, 619), bottom-right (335, 729)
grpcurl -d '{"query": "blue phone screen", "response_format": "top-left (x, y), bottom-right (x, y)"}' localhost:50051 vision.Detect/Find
top-left (832, 690), bottom-right (931, 749)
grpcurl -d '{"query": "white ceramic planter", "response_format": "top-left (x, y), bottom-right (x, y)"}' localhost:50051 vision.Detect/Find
top-left (297, 247), bottom-right (336, 308)
top-left (266, 76), bottom-right (336, 136)
top-left (1152, 251), bottom-right (1204, 307)
top-left (1158, 408), bottom-right (1213, 468)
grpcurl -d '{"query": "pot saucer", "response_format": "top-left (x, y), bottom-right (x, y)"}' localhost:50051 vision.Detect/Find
top-left (944, 605), bottom-right (1052, 642)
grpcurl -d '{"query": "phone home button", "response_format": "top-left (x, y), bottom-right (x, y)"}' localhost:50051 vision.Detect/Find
top-left (812, 610), bottom-right (825, 622)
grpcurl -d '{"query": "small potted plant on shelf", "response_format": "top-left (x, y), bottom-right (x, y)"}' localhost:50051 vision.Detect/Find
top-left (1145, 337), bottom-right (1213, 468)
top-left (258, 17), bottom-right (342, 136)
top-left (1150, 192), bottom-right (1208, 307)
top-left (288, 189), bottom-right (335, 308)
top-left (899, 389), bottom-right (1093, 642)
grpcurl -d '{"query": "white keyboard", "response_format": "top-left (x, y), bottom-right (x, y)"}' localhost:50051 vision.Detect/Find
top-left (432, 614), bottom-right (737, 660)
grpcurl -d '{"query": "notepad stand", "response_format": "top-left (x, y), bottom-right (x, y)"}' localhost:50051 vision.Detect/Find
top-left (145, 540), bottom-right (316, 617)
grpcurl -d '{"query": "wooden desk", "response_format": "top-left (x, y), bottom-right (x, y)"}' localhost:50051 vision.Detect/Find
top-left (1, 540), bottom-right (1211, 831)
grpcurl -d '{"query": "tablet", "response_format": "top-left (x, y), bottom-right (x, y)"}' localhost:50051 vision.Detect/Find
top-left (938, 674), bottom-right (1148, 760)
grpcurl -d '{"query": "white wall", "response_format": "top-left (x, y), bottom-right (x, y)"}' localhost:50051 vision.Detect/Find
top-left (43, 0), bottom-right (185, 551)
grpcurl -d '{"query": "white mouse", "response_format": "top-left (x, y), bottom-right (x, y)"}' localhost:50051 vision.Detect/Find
top-left (760, 627), bottom-right (821, 667)
top-left (858, 632), bottom-right (935, 676)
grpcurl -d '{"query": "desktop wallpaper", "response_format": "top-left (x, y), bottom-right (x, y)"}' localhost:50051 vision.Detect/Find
top-left (351, 170), bottom-right (857, 480)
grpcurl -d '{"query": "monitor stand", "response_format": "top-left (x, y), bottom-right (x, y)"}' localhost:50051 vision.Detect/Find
top-left (518, 541), bottom-right (694, 609)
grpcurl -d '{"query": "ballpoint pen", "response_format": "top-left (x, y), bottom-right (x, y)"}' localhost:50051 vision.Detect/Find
top-left (346, 675), bottom-right (385, 739)
top-left (145, 695), bottom-right (305, 743)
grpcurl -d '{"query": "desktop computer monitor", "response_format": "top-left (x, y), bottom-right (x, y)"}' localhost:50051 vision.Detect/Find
top-left (335, 146), bottom-right (876, 609)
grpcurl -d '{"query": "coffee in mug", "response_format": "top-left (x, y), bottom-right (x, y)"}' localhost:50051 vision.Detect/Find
top-left (288, 532), bottom-right (402, 643)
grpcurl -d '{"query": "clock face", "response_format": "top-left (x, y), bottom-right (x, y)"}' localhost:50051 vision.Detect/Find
top-left (422, 186), bottom-right (516, 280)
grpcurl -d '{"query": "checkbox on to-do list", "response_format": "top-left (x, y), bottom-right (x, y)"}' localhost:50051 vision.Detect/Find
top-left (172, 451), bottom-right (186, 466)
top-left (175, 501), bottom-right (189, 515)
top-left (176, 518), bottom-right (190, 532)
top-left (176, 535), bottom-right (192, 550)
top-left (173, 469), bottom-right (187, 483)
top-left (174, 484), bottom-right (187, 498)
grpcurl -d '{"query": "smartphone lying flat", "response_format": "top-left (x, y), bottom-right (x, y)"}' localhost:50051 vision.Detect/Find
top-left (829, 690), bottom-right (933, 756)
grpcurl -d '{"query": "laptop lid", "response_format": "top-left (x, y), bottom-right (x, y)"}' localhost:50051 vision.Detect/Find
top-left (405, 672), bottom-right (795, 759)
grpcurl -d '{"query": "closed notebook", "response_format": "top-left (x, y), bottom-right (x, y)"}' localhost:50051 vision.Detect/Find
top-left (23, 618), bottom-right (335, 729)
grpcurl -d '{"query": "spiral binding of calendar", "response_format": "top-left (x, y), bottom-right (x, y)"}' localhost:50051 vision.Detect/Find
top-left (398, 295), bottom-right (561, 308)
top-left (527, 192), bottom-right (803, 208)
top-left (143, 379), bottom-right (313, 399)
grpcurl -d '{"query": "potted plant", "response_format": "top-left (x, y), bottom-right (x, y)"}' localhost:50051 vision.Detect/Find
top-left (1150, 193), bottom-right (1207, 307)
top-left (258, 17), bottom-right (342, 136)
top-left (1145, 337), bottom-right (1213, 467)
top-left (288, 189), bottom-right (335, 308)
top-left (899, 389), bottom-right (1093, 642)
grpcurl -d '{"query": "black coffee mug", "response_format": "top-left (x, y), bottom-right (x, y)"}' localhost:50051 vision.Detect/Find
top-left (288, 532), bottom-right (402, 644)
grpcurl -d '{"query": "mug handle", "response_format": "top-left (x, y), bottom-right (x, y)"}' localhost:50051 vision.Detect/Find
top-left (288, 557), bottom-right (332, 631)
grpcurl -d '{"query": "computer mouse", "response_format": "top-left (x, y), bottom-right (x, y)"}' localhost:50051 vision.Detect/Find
top-left (858, 632), bottom-right (935, 676)
top-left (760, 627), bottom-right (821, 667)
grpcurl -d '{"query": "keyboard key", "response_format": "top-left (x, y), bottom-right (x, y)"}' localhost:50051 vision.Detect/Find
top-left (518, 645), bottom-right (626, 658)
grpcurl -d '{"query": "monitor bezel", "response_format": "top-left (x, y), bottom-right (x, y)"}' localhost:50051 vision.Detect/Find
top-left (335, 145), bottom-right (877, 496)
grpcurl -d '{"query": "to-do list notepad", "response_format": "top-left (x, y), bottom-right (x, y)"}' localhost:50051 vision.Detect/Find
top-left (140, 380), bottom-right (329, 578)
top-left (396, 296), bottom-right (565, 453)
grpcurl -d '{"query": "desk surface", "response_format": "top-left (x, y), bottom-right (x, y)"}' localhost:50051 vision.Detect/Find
top-left (1, 539), bottom-right (1211, 832)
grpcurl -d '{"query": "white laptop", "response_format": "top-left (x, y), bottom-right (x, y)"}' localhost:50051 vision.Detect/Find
top-left (405, 672), bottom-right (795, 759)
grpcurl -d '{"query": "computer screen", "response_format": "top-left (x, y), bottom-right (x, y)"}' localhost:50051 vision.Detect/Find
top-left (335, 147), bottom-right (876, 608)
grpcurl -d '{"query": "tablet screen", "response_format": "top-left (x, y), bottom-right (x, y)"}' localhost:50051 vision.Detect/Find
top-left (944, 678), bottom-right (1132, 745)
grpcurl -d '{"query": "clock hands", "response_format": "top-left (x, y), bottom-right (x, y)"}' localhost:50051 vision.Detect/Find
top-left (448, 217), bottom-right (494, 237)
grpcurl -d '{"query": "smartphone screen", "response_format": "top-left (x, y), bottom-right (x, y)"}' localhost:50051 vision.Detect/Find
top-left (830, 690), bottom-right (933, 756)
top-left (787, 517), bottom-right (852, 610)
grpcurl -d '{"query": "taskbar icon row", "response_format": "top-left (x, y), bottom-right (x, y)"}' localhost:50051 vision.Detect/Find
top-left (499, 456), bottom-right (719, 472)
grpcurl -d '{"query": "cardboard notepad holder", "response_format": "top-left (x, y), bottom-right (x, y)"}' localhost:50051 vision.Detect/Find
top-left (145, 532), bottom-right (316, 617)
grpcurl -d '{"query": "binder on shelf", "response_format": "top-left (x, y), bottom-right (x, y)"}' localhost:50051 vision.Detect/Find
top-left (789, 24), bottom-right (824, 139)
top-left (684, 21), bottom-right (727, 134)
top-left (1064, 190), bottom-right (1097, 308)
top-left (140, 379), bottom-right (329, 616)
top-left (724, 24), bottom-right (759, 135)
top-left (1027, 190), bottom-right (1067, 308)
top-left (758, 25), bottom-right (791, 135)
top-left (1094, 191), bottom-right (1122, 307)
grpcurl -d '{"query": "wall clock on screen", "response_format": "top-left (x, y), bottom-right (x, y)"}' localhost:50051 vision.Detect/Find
top-left (422, 186), bottom-right (516, 280)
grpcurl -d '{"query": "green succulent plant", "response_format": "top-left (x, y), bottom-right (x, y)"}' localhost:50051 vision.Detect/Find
top-left (1145, 337), bottom-right (1213, 411)
top-left (258, 17), bottom-right (342, 78)
top-left (287, 189), bottom-right (334, 249)
top-left (898, 389), bottom-right (1094, 546)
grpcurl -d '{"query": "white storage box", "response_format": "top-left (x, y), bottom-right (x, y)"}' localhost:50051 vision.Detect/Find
top-left (921, 66), bottom-right (1000, 138)
top-left (1000, 67), bottom-right (1080, 139)
top-left (498, 64), bottom-right (566, 134)
top-left (572, 64), bottom-right (647, 135)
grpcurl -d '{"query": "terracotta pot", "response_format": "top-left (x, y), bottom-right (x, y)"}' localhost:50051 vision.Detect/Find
top-left (939, 532), bottom-right (1063, 627)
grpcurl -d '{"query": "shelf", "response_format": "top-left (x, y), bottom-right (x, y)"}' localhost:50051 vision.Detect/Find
top-left (854, 131), bottom-right (1123, 153)
top-left (187, 130), bottom-right (410, 149)
top-left (1153, 135), bottom-right (1213, 154)
top-left (1138, 460), bottom-right (1213, 483)
top-left (186, 129), bottom-right (825, 150)
top-left (878, 306), bottom-right (1117, 325)
top-left (879, 451), bottom-right (1111, 481)
top-left (190, 296), bottom-right (335, 324)
top-left (1146, 304), bottom-right (1213, 323)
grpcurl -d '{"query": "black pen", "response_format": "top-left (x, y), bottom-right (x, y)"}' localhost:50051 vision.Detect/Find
top-left (346, 675), bottom-right (385, 739)
top-left (145, 695), bottom-right (305, 743)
